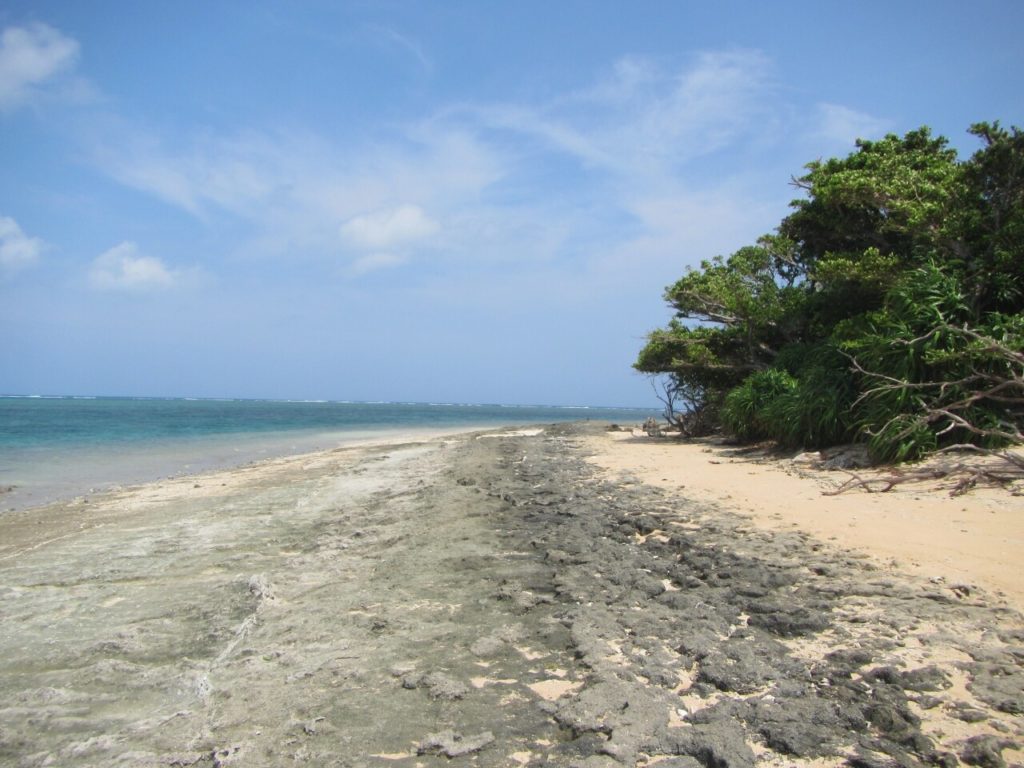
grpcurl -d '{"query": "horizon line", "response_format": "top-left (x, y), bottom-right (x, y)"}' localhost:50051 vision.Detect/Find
top-left (0, 393), bottom-right (656, 412)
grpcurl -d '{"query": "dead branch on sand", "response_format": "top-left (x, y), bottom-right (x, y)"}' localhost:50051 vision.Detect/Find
top-left (824, 445), bottom-right (1024, 497)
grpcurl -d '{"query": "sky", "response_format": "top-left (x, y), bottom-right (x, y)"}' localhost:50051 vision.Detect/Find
top-left (1, 1), bottom-right (1021, 407)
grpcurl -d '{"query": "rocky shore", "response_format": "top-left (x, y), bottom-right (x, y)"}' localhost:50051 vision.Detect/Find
top-left (0, 423), bottom-right (1021, 767)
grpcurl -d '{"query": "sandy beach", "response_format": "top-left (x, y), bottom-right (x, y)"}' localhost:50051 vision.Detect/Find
top-left (0, 423), bottom-right (1021, 767)
top-left (587, 431), bottom-right (1024, 611)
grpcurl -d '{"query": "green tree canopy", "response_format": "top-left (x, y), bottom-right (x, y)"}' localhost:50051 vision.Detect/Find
top-left (636, 123), bottom-right (1024, 460)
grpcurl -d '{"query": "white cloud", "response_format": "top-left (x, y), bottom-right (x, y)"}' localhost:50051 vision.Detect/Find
top-left (0, 23), bottom-right (79, 110)
top-left (89, 242), bottom-right (177, 291)
top-left (473, 104), bottom-right (615, 169)
top-left (0, 215), bottom-right (43, 273)
top-left (626, 49), bottom-right (774, 155)
top-left (93, 129), bottom-right (281, 216)
top-left (350, 252), bottom-right (407, 276)
top-left (813, 103), bottom-right (890, 146)
top-left (90, 123), bottom-right (498, 259)
top-left (90, 52), bottom-right (773, 242)
top-left (583, 56), bottom-right (659, 104)
top-left (84, 48), bottom-right (878, 292)
top-left (614, 185), bottom-right (779, 270)
top-left (340, 205), bottom-right (440, 250)
top-left (472, 50), bottom-right (776, 177)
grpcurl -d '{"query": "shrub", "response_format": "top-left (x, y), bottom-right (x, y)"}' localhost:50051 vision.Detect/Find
top-left (765, 346), bottom-right (858, 449)
top-left (720, 369), bottom-right (797, 441)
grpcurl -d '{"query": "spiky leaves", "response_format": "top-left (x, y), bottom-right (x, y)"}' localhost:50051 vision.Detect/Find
top-left (636, 123), bottom-right (1023, 460)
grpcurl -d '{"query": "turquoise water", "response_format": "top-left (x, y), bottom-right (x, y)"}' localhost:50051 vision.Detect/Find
top-left (0, 396), bottom-right (654, 510)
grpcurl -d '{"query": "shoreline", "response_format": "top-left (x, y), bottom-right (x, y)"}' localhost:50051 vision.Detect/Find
top-left (0, 397), bottom-right (656, 514)
top-left (0, 427), bottom-right (473, 563)
top-left (9, 420), bottom-right (1021, 611)
top-left (0, 424), bottom-right (512, 514)
top-left (1, 422), bottom-right (1021, 766)
top-left (8, 421), bottom-right (1022, 611)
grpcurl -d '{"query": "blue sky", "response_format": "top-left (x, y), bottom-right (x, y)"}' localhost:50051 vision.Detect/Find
top-left (1, 1), bottom-right (1021, 406)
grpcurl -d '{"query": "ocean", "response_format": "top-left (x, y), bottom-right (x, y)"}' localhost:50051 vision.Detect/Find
top-left (0, 396), bottom-right (655, 511)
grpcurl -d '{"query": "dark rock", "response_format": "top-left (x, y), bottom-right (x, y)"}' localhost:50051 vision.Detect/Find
top-left (697, 641), bottom-right (785, 695)
top-left (747, 606), bottom-right (831, 637)
top-left (400, 671), bottom-right (468, 700)
top-left (966, 662), bottom-right (1024, 715)
top-left (927, 752), bottom-right (960, 768)
top-left (662, 720), bottom-right (756, 768)
top-left (547, 548), bottom-right (582, 565)
top-left (641, 662), bottom-right (681, 688)
top-left (913, 695), bottom-right (943, 710)
top-left (856, 738), bottom-right (932, 768)
top-left (555, 678), bottom-right (680, 763)
top-left (687, 698), bottom-right (749, 726)
top-left (865, 665), bottom-right (950, 693)
top-left (631, 515), bottom-right (660, 535)
top-left (673, 629), bottom-right (722, 661)
top-left (820, 649), bottom-right (874, 680)
top-left (960, 734), bottom-right (1017, 768)
top-left (648, 759), bottom-right (703, 768)
top-left (846, 748), bottom-right (901, 768)
top-left (864, 702), bottom-right (920, 745)
top-left (469, 636), bottom-right (506, 657)
top-left (950, 704), bottom-right (989, 723)
top-left (417, 730), bottom-right (494, 757)
top-left (747, 696), bottom-right (846, 757)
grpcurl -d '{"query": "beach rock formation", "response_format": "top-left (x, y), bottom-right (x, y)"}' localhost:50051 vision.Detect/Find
top-left (0, 423), bottom-right (1020, 766)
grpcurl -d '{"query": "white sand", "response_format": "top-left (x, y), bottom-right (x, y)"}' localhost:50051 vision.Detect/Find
top-left (586, 431), bottom-right (1024, 610)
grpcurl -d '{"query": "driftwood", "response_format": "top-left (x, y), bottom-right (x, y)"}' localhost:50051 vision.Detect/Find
top-left (824, 446), bottom-right (1024, 497)
top-left (831, 323), bottom-right (1023, 496)
top-left (850, 323), bottom-right (1024, 447)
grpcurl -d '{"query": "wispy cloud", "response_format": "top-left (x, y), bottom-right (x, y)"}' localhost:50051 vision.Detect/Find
top-left (88, 120), bottom-right (504, 273)
top-left (365, 24), bottom-right (433, 74)
top-left (0, 22), bottom-right (79, 110)
top-left (812, 102), bottom-right (892, 147)
top-left (598, 50), bottom-right (777, 166)
top-left (82, 48), bottom-right (884, 290)
top-left (90, 52), bottom-right (781, 226)
top-left (350, 252), bottom-right (407, 276)
top-left (93, 129), bottom-right (282, 216)
top-left (468, 50), bottom-right (778, 177)
top-left (89, 242), bottom-right (178, 291)
top-left (0, 215), bottom-right (44, 274)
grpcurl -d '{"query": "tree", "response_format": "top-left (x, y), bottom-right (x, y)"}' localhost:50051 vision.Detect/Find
top-left (636, 123), bottom-right (1023, 463)
top-left (956, 122), bottom-right (1024, 315)
top-left (634, 235), bottom-right (806, 421)
top-left (840, 265), bottom-right (1024, 461)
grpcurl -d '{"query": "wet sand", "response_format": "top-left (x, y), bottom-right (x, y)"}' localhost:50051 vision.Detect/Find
top-left (0, 423), bottom-right (1021, 767)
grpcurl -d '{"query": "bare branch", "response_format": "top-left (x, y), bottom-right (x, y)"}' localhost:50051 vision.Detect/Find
top-left (824, 450), bottom-right (1024, 497)
top-left (847, 321), bottom-right (1024, 450)
top-left (648, 375), bottom-right (718, 438)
